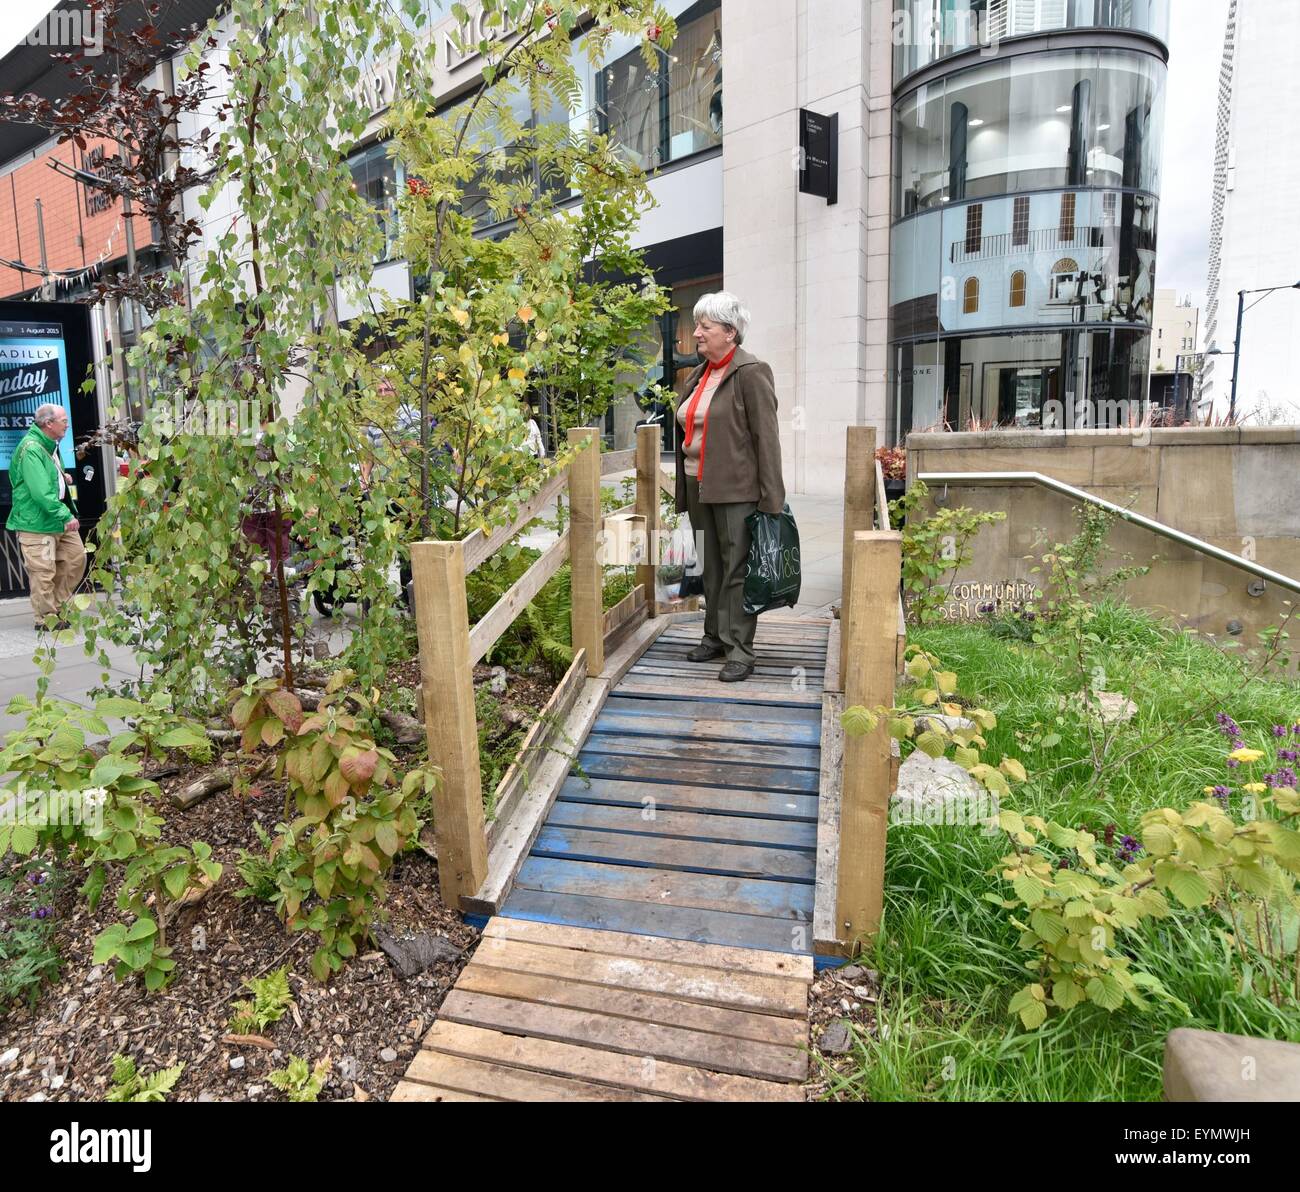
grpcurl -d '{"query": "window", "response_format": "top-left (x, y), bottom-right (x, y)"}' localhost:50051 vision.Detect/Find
top-left (963, 277), bottom-right (980, 313)
top-left (1059, 193), bottom-right (1076, 242)
top-left (1103, 191), bottom-right (1118, 226)
top-left (1009, 270), bottom-right (1027, 308)
top-left (1012, 196), bottom-right (1030, 247)
top-left (598, 0), bottom-right (721, 171)
top-left (348, 142), bottom-right (402, 263)
top-left (964, 204), bottom-right (983, 255)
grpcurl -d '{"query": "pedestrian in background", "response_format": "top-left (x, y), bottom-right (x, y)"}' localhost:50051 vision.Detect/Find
top-left (6, 403), bottom-right (86, 630)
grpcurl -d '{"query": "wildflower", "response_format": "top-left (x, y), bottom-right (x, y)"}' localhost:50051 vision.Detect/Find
top-left (1279, 749), bottom-right (1298, 763)
top-left (1226, 758), bottom-right (1240, 769)
top-left (1274, 725), bottom-right (1288, 737)
top-left (1116, 835), bottom-right (1143, 864)
top-left (26, 870), bottom-right (46, 885)
top-left (1243, 782), bottom-right (1268, 793)
top-left (1229, 747), bottom-right (1265, 763)
top-left (1275, 767), bottom-right (1298, 789)
top-left (29, 907), bottom-right (50, 920)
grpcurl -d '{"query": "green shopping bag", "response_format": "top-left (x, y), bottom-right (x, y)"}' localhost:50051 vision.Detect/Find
top-left (743, 503), bottom-right (801, 615)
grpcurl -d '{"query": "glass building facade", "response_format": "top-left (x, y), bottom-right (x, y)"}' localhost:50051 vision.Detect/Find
top-left (888, 0), bottom-right (1169, 438)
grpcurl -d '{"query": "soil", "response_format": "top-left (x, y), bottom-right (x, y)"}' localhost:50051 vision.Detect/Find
top-left (0, 658), bottom-right (561, 1104)
top-left (802, 963), bottom-right (882, 1102)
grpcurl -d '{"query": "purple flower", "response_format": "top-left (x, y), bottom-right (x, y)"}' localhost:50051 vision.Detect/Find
top-left (1227, 758), bottom-right (1240, 769)
top-left (1116, 835), bottom-right (1144, 864)
top-left (29, 907), bottom-right (50, 920)
top-left (26, 871), bottom-right (46, 885)
top-left (1274, 725), bottom-right (1289, 737)
top-left (1276, 767), bottom-right (1297, 789)
top-left (1231, 738), bottom-right (1245, 750)
top-left (1280, 749), bottom-right (1298, 763)
top-left (1212, 785), bottom-right (1231, 806)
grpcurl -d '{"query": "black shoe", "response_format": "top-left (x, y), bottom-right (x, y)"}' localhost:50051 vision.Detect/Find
top-left (718, 661), bottom-right (755, 682)
top-left (686, 643), bottom-right (725, 662)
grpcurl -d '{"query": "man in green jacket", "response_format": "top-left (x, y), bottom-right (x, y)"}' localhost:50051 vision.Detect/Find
top-left (6, 403), bottom-right (85, 630)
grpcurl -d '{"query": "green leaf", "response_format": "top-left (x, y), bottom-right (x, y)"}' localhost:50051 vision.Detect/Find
top-left (1084, 974), bottom-right (1125, 1011)
top-left (125, 916), bottom-right (158, 943)
top-left (1166, 866), bottom-right (1211, 909)
top-left (1051, 977), bottom-right (1084, 1010)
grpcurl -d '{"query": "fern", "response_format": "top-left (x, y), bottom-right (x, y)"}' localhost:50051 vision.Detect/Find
top-left (106, 1053), bottom-right (184, 1102)
top-left (269, 1054), bottom-right (331, 1102)
top-left (228, 964), bottom-right (295, 1036)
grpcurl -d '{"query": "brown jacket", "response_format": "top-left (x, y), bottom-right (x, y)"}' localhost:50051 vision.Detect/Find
top-left (672, 347), bottom-right (786, 515)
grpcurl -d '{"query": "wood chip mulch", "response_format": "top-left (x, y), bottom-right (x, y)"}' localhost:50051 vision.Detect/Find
top-left (802, 962), bottom-right (882, 1101)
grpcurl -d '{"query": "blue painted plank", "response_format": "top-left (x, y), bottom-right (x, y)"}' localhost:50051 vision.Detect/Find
top-left (513, 856), bottom-right (815, 921)
top-left (530, 825), bottom-right (817, 882)
top-left (591, 710), bottom-right (821, 747)
top-left (576, 752), bottom-right (821, 794)
top-left (602, 693), bottom-right (823, 726)
top-left (603, 687), bottom-right (825, 712)
top-left (581, 730), bottom-right (821, 772)
top-left (498, 887), bottom-right (813, 955)
top-left (556, 776), bottom-right (819, 822)
top-left (544, 799), bottom-right (819, 850)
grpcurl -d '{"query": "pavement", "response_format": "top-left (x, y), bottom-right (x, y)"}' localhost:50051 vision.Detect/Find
top-left (0, 482), bottom-right (844, 739)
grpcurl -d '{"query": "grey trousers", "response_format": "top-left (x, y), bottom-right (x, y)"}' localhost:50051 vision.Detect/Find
top-left (684, 474), bottom-right (757, 665)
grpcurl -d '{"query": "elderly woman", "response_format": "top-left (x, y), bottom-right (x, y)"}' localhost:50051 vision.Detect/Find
top-left (673, 291), bottom-right (785, 682)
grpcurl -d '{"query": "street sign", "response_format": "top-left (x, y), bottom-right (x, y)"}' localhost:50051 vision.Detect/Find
top-left (798, 108), bottom-right (838, 205)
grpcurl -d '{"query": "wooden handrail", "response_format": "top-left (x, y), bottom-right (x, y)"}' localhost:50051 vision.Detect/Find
top-left (874, 458), bottom-right (889, 532)
top-left (462, 468), bottom-right (568, 577)
top-left (467, 530), bottom-right (570, 667)
top-left (600, 448), bottom-right (636, 476)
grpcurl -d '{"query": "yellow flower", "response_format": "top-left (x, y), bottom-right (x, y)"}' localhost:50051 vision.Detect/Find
top-left (1242, 782), bottom-right (1267, 794)
top-left (1228, 747), bottom-right (1264, 763)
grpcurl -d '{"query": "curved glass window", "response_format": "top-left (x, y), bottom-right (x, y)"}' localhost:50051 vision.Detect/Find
top-left (893, 48), bottom-right (1165, 218)
top-left (893, 0), bottom-right (1170, 82)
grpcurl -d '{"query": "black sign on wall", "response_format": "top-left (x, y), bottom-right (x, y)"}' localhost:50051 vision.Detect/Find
top-left (798, 108), bottom-right (838, 205)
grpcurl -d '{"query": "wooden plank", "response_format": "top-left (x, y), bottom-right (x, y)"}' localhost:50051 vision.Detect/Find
top-left (462, 468), bottom-right (567, 576)
top-left (467, 529), bottom-right (569, 667)
top-left (824, 617), bottom-right (842, 693)
top-left (568, 427), bottom-right (604, 676)
top-left (455, 966), bottom-right (806, 1050)
top-left (513, 856), bottom-right (815, 924)
top-left (499, 888), bottom-right (811, 955)
top-left (463, 677), bottom-right (609, 916)
top-left (483, 916), bottom-right (814, 980)
top-left (659, 625), bottom-right (829, 644)
top-left (646, 637), bottom-right (828, 656)
top-left (419, 1020), bottom-right (803, 1101)
top-left (439, 989), bottom-right (806, 1082)
top-left (629, 660), bottom-right (825, 683)
top-left (544, 799), bottom-right (818, 850)
top-left (635, 425), bottom-right (661, 625)
top-left (839, 426), bottom-right (876, 682)
top-left (411, 538), bottom-right (488, 905)
top-left (813, 692), bottom-right (847, 957)
top-left (582, 730), bottom-right (821, 771)
top-left (613, 672), bottom-right (824, 705)
top-left (600, 447), bottom-right (636, 476)
top-left (389, 1080), bottom-right (501, 1102)
top-left (576, 752), bottom-right (820, 795)
top-left (602, 599), bottom-right (648, 658)
top-left (599, 608), bottom-right (670, 686)
top-left (601, 692), bottom-right (822, 725)
top-left (556, 775), bottom-right (819, 822)
top-left (602, 583), bottom-right (645, 640)
top-left (621, 665), bottom-right (824, 692)
top-left (486, 649), bottom-right (587, 845)
top-left (640, 647), bottom-right (829, 667)
top-left (469, 933), bottom-right (808, 1014)
top-left (897, 597), bottom-right (907, 675)
top-left (838, 530), bottom-right (901, 952)
top-left (657, 466), bottom-right (675, 498)
top-left (874, 458), bottom-right (890, 532)
top-left (403, 1047), bottom-right (668, 1101)
top-left (531, 825), bottom-right (817, 882)
top-left (591, 709), bottom-right (821, 747)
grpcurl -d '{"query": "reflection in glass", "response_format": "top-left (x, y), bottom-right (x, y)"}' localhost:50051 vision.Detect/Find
top-left (348, 142), bottom-right (403, 262)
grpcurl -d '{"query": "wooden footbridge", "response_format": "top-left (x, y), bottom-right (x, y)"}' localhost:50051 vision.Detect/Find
top-left (394, 426), bottom-right (901, 1102)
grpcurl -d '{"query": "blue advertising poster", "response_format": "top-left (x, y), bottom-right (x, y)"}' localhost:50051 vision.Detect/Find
top-left (0, 318), bottom-right (75, 469)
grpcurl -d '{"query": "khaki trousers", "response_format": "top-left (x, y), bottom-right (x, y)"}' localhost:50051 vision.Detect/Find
top-left (17, 527), bottom-right (86, 622)
top-left (684, 474), bottom-right (757, 666)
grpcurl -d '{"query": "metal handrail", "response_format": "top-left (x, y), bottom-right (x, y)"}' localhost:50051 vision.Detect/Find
top-left (917, 470), bottom-right (1300, 596)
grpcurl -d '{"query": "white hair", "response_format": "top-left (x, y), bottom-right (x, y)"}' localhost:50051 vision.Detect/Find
top-left (33, 403), bottom-right (65, 426)
top-left (693, 291), bottom-right (750, 345)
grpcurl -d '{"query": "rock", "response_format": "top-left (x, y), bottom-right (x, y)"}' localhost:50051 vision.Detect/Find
top-left (914, 713), bottom-right (976, 736)
top-left (0, 1047), bottom-right (18, 1070)
top-left (61, 999), bottom-right (80, 1025)
top-left (1058, 690), bottom-right (1137, 724)
top-left (111, 1016), bottom-right (127, 1029)
top-left (893, 751), bottom-right (994, 826)
top-left (229, 1056), bottom-right (245, 1071)
top-left (247, 1084), bottom-right (264, 1097)
top-left (1164, 1028), bottom-right (1300, 1101)
top-left (197, 1092), bottom-right (218, 1102)
top-left (819, 1021), bottom-right (853, 1055)
top-left (374, 928), bottom-right (462, 979)
top-left (85, 966), bottom-right (104, 984)
top-left (379, 1047), bottom-right (398, 1063)
top-left (26, 1092), bottom-right (47, 1102)
top-left (852, 986), bottom-right (872, 999)
top-left (312, 640), bottom-right (332, 660)
top-left (837, 965), bottom-right (865, 983)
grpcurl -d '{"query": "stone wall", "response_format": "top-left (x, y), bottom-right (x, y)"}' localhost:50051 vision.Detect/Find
top-left (903, 427), bottom-right (1300, 659)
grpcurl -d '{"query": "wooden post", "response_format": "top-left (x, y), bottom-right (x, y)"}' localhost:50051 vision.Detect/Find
top-left (568, 426), bottom-right (604, 676)
top-left (635, 423), bottom-right (661, 618)
top-left (410, 538), bottom-right (489, 907)
top-left (837, 529), bottom-right (901, 953)
top-left (840, 426), bottom-right (876, 682)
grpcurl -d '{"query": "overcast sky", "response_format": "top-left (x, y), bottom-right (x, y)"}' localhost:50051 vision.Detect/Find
top-left (2, 0), bottom-right (1228, 315)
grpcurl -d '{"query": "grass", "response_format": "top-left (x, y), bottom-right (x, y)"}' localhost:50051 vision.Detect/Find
top-left (829, 601), bottom-right (1300, 1101)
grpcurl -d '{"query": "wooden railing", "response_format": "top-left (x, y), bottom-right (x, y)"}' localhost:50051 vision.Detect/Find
top-left (409, 423), bottom-right (675, 906)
